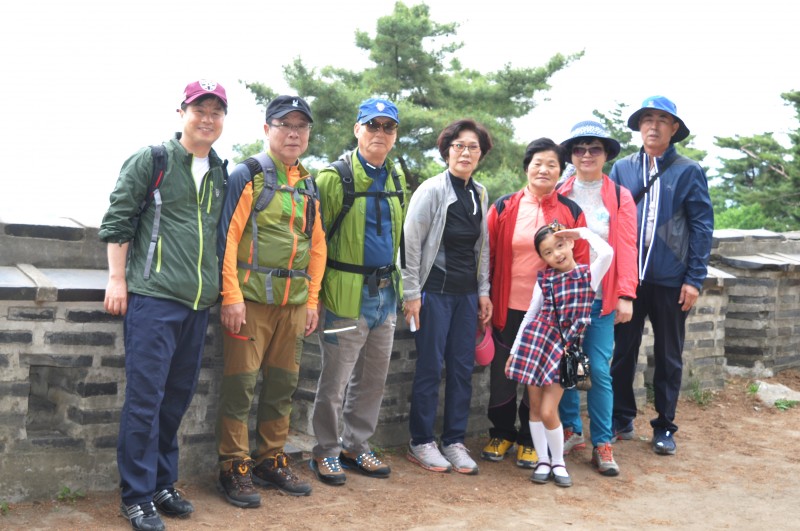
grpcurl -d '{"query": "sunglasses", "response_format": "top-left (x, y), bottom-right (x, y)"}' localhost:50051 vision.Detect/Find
top-left (363, 120), bottom-right (398, 134)
top-left (572, 146), bottom-right (605, 157)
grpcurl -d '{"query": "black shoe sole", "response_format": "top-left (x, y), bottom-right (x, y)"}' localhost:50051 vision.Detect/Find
top-left (339, 456), bottom-right (391, 478)
top-left (215, 481), bottom-right (261, 508)
top-left (308, 460), bottom-right (347, 486)
top-left (252, 474), bottom-right (313, 496)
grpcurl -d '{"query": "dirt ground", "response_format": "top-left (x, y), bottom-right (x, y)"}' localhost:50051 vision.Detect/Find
top-left (3, 370), bottom-right (800, 530)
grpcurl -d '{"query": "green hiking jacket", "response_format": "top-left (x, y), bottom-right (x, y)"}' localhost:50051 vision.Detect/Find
top-left (317, 150), bottom-right (408, 318)
top-left (99, 134), bottom-right (226, 310)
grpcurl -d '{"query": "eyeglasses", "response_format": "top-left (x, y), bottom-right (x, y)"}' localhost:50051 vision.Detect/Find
top-left (270, 121), bottom-right (312, 134)
top-left (450, 143), bottom-right (481, 154)
top-left (572, 146), bottom-right (605, 157)
top-left (362, 120), bottom-right (398, 134)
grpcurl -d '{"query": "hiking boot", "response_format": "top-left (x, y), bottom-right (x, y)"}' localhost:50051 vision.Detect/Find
top-left (218, 459), bottom-right (261, 508)
top-left (309, 456), bottom-right (347, 486)
top-left (340, 451), bottom-right (391, 478)
top-left (153, 487), bottom-right (193, 517)
top-left (441, 442), bottom-right (479, 475)
top-left (480, 437), bottom-right (514, 462)
top-left (563, 428), bottom-right (586, 455)
top-left (515, 445), bottom-right (538, 469)
top-left (120, 501), bottom-right (165, 531)
top-left (652, 428), bottom-right (677, 455)
top-left (407, 441), bottom-right (452, 473)
top-left (253, 452), bottom-right (312, 496)
top-left (592, 443), bottom-right (620, 476)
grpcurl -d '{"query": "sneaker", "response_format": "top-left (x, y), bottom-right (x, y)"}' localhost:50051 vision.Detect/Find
top-left (652, 427), bottom-right (677, 455)
top-left (340, 451), bottom-right (391, 478)
top-left (153, 487), bottom-right (193, 517)
top-left (407, 441), bottom-right (452, 473)
top-left (591, 443), bottom-right (620, 476)
top-left (611, 420), bottom-right (635, 443)
top-left (120, 501), bottom-right (165, 531)
top-left (563, 428), bottom-right (586, 455)
top-left (515, 445), bottom-right (538, 469)
top-left (253, 452), bottom-right (312, 496)
top-left (218, 459), bottom-right (261, 508)
top-left (309, 456), bottom-right (347, 486)
top-left (480, 437), bottom-right (514, 462)
top-left (441, 442), bottom-right (479, 475)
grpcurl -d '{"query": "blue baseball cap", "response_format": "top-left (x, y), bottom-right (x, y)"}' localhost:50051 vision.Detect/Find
top-left (561, 120), bottom-right (621, 161)
top-left (627, 95), bottom-right (690, 143)
top-left (356, 98), bottom-right (399, 124)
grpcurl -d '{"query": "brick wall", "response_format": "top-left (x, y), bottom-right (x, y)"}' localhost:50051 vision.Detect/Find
top-left (4, 219), bottom-right (798, 502)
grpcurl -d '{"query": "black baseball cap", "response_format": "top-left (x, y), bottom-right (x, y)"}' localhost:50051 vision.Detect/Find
top-left (265, 95), bottom-right (313, 123)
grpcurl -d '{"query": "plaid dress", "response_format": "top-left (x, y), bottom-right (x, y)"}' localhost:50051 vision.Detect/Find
top-left (507, 265), bottom-right (594, 386)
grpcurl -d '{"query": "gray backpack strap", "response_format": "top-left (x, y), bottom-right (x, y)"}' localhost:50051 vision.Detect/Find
top-left (239, 153), bottom-right (312, 304)
top-left (141, 144), bottom-right (167, 280)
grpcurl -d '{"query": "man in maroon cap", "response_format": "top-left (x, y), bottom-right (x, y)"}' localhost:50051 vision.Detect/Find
top-left (100, 79), bottom-right (228, 531)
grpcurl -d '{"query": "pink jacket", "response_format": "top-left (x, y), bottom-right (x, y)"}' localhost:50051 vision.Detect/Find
top-left (557, 174), bottom-right (638, 316)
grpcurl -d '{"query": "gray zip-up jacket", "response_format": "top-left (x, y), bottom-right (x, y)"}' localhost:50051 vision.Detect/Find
top-left (400, 170), bottom-right (490, 302)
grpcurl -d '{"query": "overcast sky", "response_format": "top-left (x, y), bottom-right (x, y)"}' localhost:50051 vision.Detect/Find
top-left (1, 0), bottom-right (796, 226)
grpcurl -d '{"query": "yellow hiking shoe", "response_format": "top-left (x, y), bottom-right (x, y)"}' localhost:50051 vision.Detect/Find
top-left (516, 445), bottom-right (538, 469)
top-left (480, 437), bottom-right (514, 462)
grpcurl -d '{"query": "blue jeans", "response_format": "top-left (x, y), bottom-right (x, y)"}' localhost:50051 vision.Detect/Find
top-left (409, 291), bottom-right (478, 446)
top-left (559, 299), bottom-right (615, 445)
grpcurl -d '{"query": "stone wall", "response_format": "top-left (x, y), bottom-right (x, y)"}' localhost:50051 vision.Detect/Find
top-left (4, 218), bottom-right (799, 502)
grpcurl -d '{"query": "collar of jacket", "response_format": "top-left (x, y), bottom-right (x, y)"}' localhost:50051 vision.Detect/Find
top-left (638, 143), bottom-right (678, 169)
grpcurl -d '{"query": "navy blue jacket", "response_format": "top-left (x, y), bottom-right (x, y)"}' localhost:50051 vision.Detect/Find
top-left (610, 145), bottom-right (713, 290)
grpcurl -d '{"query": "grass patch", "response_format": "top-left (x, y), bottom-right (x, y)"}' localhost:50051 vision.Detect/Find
top-left (56, 486), bottom-right (85, 505)
top-left (1, 501), bottom-right (9, 516)
top-left (774, 399), bottom-right (799, 411)
top-left (746, 382), bottom-right (760, 395)
top-left (689, 380), bottom-right (713, 407)
top-left (645, 382), bottom-right (655, 405)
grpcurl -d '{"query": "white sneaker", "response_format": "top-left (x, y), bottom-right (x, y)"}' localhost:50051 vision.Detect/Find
top-left (441, 442), bottom-right (479, 475)
top-left (563, 429), bottom-right (586, 455)
top-left (407, 441), bottom-right (452, 473)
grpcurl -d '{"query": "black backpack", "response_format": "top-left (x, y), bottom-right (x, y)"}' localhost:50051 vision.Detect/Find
top-left (132, 144), bottom-right (229, 279)
top-left (326, 153), bottom-right (406, 273)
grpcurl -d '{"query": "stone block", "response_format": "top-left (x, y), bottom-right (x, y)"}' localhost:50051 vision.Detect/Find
top-left (0, 382), bottom-right (30, 397)
top-left (66, 310), bottom-right (121, 323)
top-left (8, 307), bottom-right (56, 321)
top-left (76, 381), bottom-right (118, 397)
top-left (67, 406), bottom-right (120, 425)
top-left (45, 331), bottom-right (115, 347)
top-left (100, 355), bottom-right (125, 368)
top-left (0, 330), bottom-right (33, 344)
top-left (19, 354), bottom-right (93, 368)
top-left (93, 434), bottom-right (118, 449)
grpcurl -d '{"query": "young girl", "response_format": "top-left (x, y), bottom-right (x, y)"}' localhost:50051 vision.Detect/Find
top-left (505, 223), bottom-right (612, 487)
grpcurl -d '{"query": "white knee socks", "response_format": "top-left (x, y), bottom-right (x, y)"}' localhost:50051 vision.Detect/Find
top-left (545, 424), bottom-right (568, 477)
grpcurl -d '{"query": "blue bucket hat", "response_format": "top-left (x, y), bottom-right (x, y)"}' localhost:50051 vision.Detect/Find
top-left (356, 98), bottom-right (400, 124)
top-left (627, 95), bottom-right (690, 143)
top-left (561, 120), bottom-right (621, 161)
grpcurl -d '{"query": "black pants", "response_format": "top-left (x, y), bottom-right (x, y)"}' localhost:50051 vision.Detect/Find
top-left (487, 309), bottom-right (532, 446)
top-left (611, 283), bottom-right (687, 433)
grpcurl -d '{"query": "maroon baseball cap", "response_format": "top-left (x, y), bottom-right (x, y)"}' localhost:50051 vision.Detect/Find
top-left (182, 79), bottom-right (227, 108)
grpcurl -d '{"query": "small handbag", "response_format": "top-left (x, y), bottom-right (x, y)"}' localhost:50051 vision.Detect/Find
top-left (550, 285), bottom-right (592, 391)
